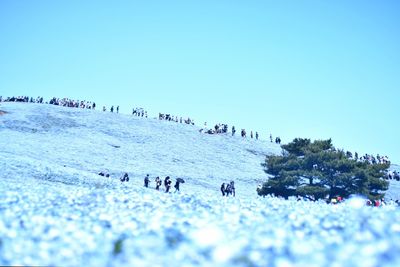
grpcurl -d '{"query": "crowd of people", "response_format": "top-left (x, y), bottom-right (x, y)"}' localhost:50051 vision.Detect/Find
top-left (1, 95), bottom-right (44, 103)
top-left (1, 95), bottom-right (279, 144)
top-left (200, 122), bottom-right (229, 134)
top-left (98, 171), bottom-right (186, 193)
top-left (343, 151), bottom-right (391, 165)
top-left (100, 171), bottom-right (238, 197)
top-left (3, 95), bottom-right (396, 169)
top-left (1, 95), bottom-right (98, 110)
top-left (358, 154), bottom-right (390, 165)
top-left (145, 175), bottom-right (185, 193)
top-left (158, 113), bottom-right (195, 125)
top-left (132, 108), bottom-right (147, 117)
top-left (49, 97), bottom-right (96, 109)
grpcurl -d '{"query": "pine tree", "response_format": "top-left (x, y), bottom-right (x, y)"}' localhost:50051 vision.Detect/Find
top-left (258, 138), bottom-right (389, 200)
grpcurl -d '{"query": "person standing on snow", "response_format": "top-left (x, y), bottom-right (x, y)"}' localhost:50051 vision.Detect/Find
top-left (155, 177), bottom-right (162, 190)
top-left (220, 183), bottom-right (226, 196)
top-left (144, 174), bottom-right (150, 188)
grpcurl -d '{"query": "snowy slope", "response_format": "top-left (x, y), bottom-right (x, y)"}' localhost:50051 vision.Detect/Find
top-left (1, 102), bottom-right (400, 267)
top-left (0, 102), bottom-right (281, 198)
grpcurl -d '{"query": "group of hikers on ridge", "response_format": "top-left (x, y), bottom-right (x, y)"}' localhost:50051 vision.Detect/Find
top-left (4, 94), bottom-right (393, 165)
top-left (159, 113), bottom-right (195, 125)
top-left (2, 95), bottom-right (282, 144)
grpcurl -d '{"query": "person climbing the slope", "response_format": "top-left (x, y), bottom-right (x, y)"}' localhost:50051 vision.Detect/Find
top-left (155, 176), bottom-right (162, 190)
top-left (144, 174), bottom-right (150, 188)
top-left (225, 183), bottom-right (231, 196)
top-left (174, 180), bottom-right (180, 192)
top-left (174, 178), bottom-right (185, 193)
top-left (221, 183), bottom-right (226, 196)
top-left (230, 181), bottom-right (235, 197)
top-left (164, 176), bottom-right (172, 193)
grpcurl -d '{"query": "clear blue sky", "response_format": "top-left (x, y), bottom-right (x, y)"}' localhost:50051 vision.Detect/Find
top-left (1, 1), bottom-right (399, 164)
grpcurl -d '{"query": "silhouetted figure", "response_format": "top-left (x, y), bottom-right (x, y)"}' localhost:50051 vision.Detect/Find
top-left (120, 173), bottom-right (129, 182)
top-left (174, 178), bottom-right (185, 192)
top-left (155, 177), bottom-right (162, 190)
top-left (98, 171), bottom-right (110, 178)
top-left (174, 181), bottom-right (180, 192)
top-left (111, 106), bottom-right (114, 113)
top-left (164, 176), bottom-right (172, 193)
top-left (116, 106), bottom-right (119, 113)
top-left (144, 174), bottom-right (150, 188)
top-left (256, 132), bottom-right (259, 140)
top-left (221, 183), bottom-right (226, 196)
top-left (230, 181), bottom-right (235, 197)
top-left (225, 183), bottom-right (231, 196)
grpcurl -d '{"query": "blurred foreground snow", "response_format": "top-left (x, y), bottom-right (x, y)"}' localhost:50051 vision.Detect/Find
top-left (1, 103), bottom-right (400, 266)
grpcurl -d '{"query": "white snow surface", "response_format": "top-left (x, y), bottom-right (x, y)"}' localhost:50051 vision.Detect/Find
top-left (1, 102), bottom-right (400, 267)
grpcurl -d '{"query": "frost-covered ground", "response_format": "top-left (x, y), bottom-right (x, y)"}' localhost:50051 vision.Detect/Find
top-left (1, 102), bottom-right (400, 267)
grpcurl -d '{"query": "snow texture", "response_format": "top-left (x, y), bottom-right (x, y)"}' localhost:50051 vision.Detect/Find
top-left (1, 102), bottom-right (400, 267)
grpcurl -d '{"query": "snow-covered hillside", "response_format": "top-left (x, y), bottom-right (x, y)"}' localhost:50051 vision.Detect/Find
top-left (1, 102), bottom-right (400, 267)
top-left (0, 103), bottom-right (281, 198)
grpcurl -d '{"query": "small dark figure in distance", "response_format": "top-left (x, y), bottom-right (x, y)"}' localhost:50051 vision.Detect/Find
top-left (174, 178), bottom-right (185, 192)
top-left (155, 176), bottom-right (162, 190)
top-left (120, 173), bottom-right (129, 182)
top-left (256, 132), bottom-right (259, 140)
top-left (230, 181), bottom-right (235, 197)
top-left (221, 183), bottom-right (226, 196)
top-left (144, 174), bottom-right (150, 188)
top-left (232, 126), bottom-right (236, 136)
top-left (111, 106), bottom-right (114, 113)
top-left (116, 106), bottom-right (119, 113)
top-left (225, 183), bottom-right (231, 196)
top-left (164, 176), bottom-right (172, 193)
top-left (99, 171), bottom-right (110, 177)
top-left (174, 180), bottom-right (180, 192)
